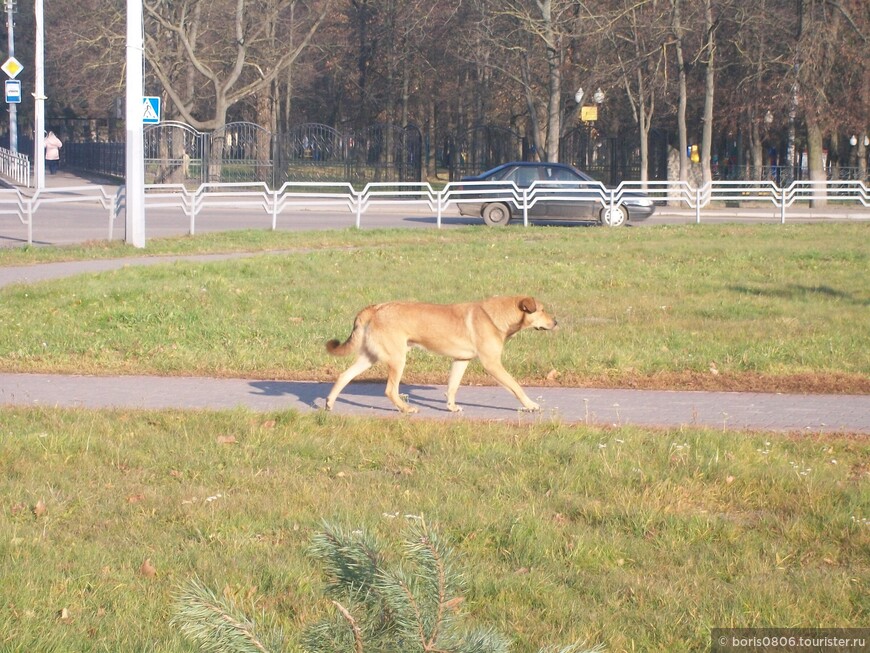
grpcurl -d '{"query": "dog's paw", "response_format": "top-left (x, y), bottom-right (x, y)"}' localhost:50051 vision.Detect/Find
top-left (446, 403), bottom-right (463, 413)
top-left (399, 405), bottom-right (419, 415)
top-left (519, 403), bottom-right (541, 413)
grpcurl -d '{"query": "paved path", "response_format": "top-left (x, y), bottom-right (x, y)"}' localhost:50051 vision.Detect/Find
top-left (1, 372), bottom-right (868, 433)
top-left (1, 205), bottom-right (868, 434)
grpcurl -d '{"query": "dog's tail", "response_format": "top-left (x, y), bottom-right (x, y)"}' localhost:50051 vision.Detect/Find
top-left (325, 305), bottom-right (376, 357)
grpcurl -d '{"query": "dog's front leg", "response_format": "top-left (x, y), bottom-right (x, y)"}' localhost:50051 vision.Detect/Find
top-left (480, 357), bottom-right (540, 412)
top-left (446, 360), bottom-right (470, 412)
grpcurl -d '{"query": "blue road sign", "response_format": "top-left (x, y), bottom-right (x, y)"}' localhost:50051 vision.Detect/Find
top-left (143, 96), bottom-right (161, 124)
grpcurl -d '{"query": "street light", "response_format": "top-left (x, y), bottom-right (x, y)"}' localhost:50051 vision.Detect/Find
top-left (574, 87), bottom-right (584, 105)
top-left (593, 87), bottom-right (605, 105)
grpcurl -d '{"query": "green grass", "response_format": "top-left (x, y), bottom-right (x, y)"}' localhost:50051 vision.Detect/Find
top-left (1, 408), bottom-right (867, 652)
top-left (0, 224), bottom-right (868, 392)
top-left (1, 223), bottom-right (867, 651)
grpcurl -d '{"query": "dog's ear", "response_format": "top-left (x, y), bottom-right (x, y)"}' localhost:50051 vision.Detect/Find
top-left (519, 297), bottom-right (538, 314)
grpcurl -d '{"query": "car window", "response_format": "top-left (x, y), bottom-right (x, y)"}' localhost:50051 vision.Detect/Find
top-left (509, 166), bottom-right (541, 186)
top-left (546, 167), bottom-right (580, 182)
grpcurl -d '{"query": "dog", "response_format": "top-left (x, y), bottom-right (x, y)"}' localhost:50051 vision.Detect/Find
top-left (324, 295), bottom-right (557, 413)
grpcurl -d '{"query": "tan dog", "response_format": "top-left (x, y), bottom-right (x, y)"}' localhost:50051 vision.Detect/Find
top-left (325, 296), bottom-right (557, 413)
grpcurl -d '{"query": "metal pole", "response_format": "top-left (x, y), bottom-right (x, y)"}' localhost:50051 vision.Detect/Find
top-left (125, 0), bottom-right (146, 247)
top-left (6, 1), bottom-right (17, 154)
top-left (33, 0), bottom-right (44, 189)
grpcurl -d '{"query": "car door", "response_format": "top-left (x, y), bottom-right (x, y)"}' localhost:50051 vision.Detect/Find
top-left (504, 166), bottom-right (547, 218)
top-left (545, 166), bottom-right (599, 220)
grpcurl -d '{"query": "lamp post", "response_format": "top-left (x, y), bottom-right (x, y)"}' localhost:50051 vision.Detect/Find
top-left (34, 0), bottom-right (45, 189)
top-left (125, 0), bottom-right (146, 247)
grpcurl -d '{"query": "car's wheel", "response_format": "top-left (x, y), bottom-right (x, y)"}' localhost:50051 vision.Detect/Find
top-left (599, 204), bottom-right (628, 227)
top-left (482, 202), bottom-right (511, 226)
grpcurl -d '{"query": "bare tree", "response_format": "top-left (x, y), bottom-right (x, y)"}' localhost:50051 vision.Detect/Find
top-left (143, 0), bottom-right (332, 131)
top-left (599, 0), bottom-right (669, 186)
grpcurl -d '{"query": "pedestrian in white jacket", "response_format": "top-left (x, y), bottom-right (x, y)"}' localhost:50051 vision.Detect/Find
top-left (45, 131), bottom-right (62, 175)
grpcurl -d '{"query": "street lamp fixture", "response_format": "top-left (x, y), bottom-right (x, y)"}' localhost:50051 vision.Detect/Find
top-left (574, 87), bottom-right (584, 105)
top-left (764, 110), bottom-right (773, 125)
top-left (593, 88), bottom-right (605, 105)
top-left (849, 135), bottom-right (858, 147)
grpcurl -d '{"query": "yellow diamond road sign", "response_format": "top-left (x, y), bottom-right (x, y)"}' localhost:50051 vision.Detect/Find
top-left (2, 57), bottom-right (23, 79)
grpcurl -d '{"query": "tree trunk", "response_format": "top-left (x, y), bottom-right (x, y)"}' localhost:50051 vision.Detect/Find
top-left (540, 0), bottom-right (561, 162)
top-left (750, 121), bottom-right (763, 178)
top-left (805, 114), bottom-right (827, 206)
top-left (700, 0), bottom-right (715, 187)
top-left (671, 0), bottom-right (688, 184)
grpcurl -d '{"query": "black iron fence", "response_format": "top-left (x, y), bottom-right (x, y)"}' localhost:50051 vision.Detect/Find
top-left (12, 120), bottom-right (867, 187)
top-left (59, 121), bottom-right (424, 189)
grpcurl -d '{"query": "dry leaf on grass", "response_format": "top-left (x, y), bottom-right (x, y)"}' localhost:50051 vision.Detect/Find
top-left (140, 558), bottom-right (157, 578)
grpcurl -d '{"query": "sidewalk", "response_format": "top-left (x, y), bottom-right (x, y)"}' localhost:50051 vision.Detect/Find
top-left (1, 168), bottom-right (120, 194)
top-left (2, 372), bottom-right (869, 433)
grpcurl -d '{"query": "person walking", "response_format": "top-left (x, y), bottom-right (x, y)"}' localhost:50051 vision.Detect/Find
top-left (45, 131), bottom-right (63, 175)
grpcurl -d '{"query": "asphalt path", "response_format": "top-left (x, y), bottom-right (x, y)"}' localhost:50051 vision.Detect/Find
top-left (1, 248), bottom-right (869, 433)
top-left (1, 371), bottom-right (869, 433)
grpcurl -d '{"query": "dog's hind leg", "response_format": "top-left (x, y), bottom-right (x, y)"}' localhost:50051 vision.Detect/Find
top-left (385, 352), bottom-right (417, 413)
top-left (325, 354), bottom-right (374, 410)
top-left (445, 360), bottom-right (470, 412)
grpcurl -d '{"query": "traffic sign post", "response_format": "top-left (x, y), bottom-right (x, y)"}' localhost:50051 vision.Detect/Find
top-left (2, 54), bottom-right (23, 154)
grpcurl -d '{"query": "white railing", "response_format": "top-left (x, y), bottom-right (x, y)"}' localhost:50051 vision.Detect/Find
top-left (0, 147), bottom-right (30, 187)
top-left (1, 179), bottom-right (868, 246)
top-left (0, 185), bottom-right (122, 245)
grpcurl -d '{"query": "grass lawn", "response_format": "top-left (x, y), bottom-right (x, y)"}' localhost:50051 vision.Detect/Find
top-left (0, 223), bottom-right (868, 393)
top-left (1, 223), bottom-right (867, 651)
top-left (1, 408), bottom-right (868, 652)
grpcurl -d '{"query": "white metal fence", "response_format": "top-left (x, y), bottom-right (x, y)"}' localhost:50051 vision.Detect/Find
top-left (0, 147), bottom-right (30, 187)
top-left (1, 179), bottom-right (868, 246)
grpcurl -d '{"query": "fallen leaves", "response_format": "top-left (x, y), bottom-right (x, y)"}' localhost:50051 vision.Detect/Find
top-left (140, 558), bottom-right (157, 578)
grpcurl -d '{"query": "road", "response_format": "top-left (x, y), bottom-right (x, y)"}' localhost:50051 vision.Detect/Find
top-left (1, 170), bottom-right (868, 248)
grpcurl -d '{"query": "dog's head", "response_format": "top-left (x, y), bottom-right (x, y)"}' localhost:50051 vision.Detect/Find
top-left (518, 296), bottom-right (558, 331)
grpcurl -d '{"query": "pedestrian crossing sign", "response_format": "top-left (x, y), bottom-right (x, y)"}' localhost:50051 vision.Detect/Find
top-left (143, 96), bottom-right (161, 124)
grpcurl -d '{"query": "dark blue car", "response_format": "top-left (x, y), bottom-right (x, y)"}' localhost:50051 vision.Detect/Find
top-left (456, 161), bottom-right (655, 227)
